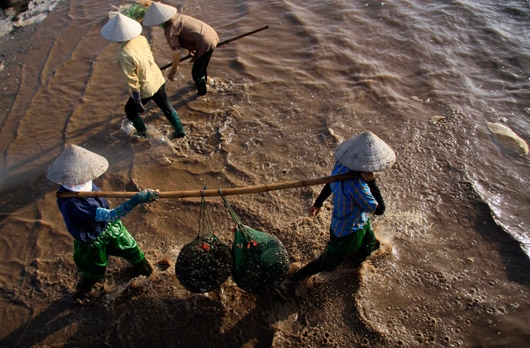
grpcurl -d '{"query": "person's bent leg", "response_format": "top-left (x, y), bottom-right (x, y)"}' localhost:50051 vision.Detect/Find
top-left (350, 219), bottom-right (377, 266)
top-left (125, 97), bottom-right (147, 138)
top-left (293, 229), bottom-right (347, 280)
top-left (106, 221), bottom-right (153, 277)
top-left (292, 256), bottom-right (324, 281)
top-left (73, 240), bottom-right (108, 295)
top-left (321, 228), bottom-right (366, 270)
top-left (151, 84), bottom-right (186, 138)
top-left (132, 257), bottom-right (153, 276)
top-left (192, 50), bottom-right (214, 96)
top-left (294, 227), bottom-right (367, 282)
top-left (362, 219), bottom-right (377, 252)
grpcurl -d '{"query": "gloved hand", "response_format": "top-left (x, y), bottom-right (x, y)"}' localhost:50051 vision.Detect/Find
top-left (134, 189), bottom-right (160, 204)
top-left (132, 91), bottom-right (146, 114)
top-left (95, 188), bottom-right (159, 222)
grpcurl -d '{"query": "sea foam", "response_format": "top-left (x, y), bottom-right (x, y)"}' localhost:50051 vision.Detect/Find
top-left (0, 0), bottom-right (63, 37)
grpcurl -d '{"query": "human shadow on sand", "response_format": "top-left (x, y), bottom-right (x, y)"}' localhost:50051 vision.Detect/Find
top-left (213, 291), bottom-right (298, 348)
top-left (0, 294), bottom-right (112, 348)
top-left (0, 287), bottom-right (225, 347)
top-left (0, 280), bottom-right (300, 348)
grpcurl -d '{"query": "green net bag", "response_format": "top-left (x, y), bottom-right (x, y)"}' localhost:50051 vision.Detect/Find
top-left (175, 191), bottom-right (233, 293)
top-left (125, 3), bottom-right (149, 22)
top-left (220, 190), bottom-right (290, 294)
top-left (108, 3), bottom-right (149, 22)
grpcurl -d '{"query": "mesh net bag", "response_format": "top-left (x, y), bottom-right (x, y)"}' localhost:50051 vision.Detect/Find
top-left (108, 3), bottom-right (149, 22)
top-left (175, 192), bottom-right (233, 293)
top-left (125, 3), bottom-right (150, 22)
top-left (220, 191), bottom-right (290, 294)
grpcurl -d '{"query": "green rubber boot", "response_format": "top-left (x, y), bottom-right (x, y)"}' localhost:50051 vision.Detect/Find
top-left (74, 276), bottom-right (98, 298)
top-left (133, 257), bottom-right (153, 277)
top-left (131, 116), bottom-right (147, 138)
top-left (194, 76), bottom-right (207, 96)
top-left (167, 110), bottom-right (186, 139)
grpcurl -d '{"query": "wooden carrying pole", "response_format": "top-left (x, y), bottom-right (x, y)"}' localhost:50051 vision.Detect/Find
top-left (56, 172), bottom-right (361, 199)
top-left (160, 25), bottom-right (270, 71)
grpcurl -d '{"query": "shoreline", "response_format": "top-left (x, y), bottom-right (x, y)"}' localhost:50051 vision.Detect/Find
top-left (0, 0), bottom-right (30, 14)
top-left (0, 0), bottom-right (529, 346)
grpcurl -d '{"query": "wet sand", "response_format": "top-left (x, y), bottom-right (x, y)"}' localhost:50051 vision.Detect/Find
top-left (1, 0), bottom-right (529, 347)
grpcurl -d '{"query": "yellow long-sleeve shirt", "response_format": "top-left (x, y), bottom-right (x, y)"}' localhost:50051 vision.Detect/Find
top-left (117, 35), bottom-right (165, 98)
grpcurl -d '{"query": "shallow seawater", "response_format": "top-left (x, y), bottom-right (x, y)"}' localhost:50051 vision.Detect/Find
top-left (0, 0), bottom-right (529, 347)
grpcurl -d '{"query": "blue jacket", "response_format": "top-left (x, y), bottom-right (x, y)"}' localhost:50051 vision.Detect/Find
top-left (57, 184), bottom-right (109, 242)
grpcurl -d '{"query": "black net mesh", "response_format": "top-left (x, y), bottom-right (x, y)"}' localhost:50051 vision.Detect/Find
top-left (175, 191), bottom-right (233, 293)
top-left (232, 225), bottom-right (290, 294)
top-left (219, 190), bottom-right (290, 294)
top-left (175, 233), bottom-right (233, 293)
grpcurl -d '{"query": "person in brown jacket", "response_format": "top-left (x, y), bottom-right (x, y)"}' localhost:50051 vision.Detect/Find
top-left (142, 2), bottom-right (219, 96)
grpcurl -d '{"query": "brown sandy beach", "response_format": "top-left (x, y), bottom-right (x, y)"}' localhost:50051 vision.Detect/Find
top-left (1, 0), bottom-right (529, 347)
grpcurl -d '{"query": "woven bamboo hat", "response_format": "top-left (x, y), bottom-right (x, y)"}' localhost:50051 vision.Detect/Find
top-left (334, 131), bottom-right (396, 172)
top-left (101, 13), bottom-right (142, 42)
top-left (47, 145), bottom-right (109, 186)
top-left (142, 2), bottom-right (177, 26)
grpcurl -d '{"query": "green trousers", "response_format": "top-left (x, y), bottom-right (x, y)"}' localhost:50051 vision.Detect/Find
top-left (294, 219), bottom-right (376, 279)
top-left (73, 220), bottom-right (146, 281)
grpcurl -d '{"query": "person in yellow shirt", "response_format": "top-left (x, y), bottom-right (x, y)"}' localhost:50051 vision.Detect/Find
top-left (101, 13), bottom-right (186, 139)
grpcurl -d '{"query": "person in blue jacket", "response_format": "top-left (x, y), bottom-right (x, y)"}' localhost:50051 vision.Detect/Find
top-left (279, 132), bottom-right (395, 296)
top-left (47, 144), bottom-right (159, 297)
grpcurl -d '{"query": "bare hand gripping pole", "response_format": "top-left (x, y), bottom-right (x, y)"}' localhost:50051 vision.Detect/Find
top-left (159, 25), bottom-right (270, 71)
top-left (56, 172), bottom-right (361, 199)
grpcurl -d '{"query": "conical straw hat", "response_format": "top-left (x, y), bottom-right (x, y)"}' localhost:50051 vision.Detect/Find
top-left (47, 145), bottom-right (109, 186)
top-left (101, 13), bottom-right (142, 42)
top-left (142, 2), bottom-right (177, 26)
top-left (334, 131), bottom-right (396, 172)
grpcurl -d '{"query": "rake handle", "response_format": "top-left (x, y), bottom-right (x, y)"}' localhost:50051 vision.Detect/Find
top-left (160, 25), bottom-right (270, 70)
